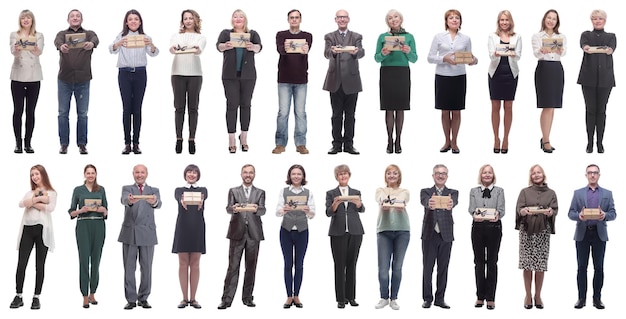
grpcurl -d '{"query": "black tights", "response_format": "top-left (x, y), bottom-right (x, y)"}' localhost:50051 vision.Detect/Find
top-left (385, 110), bottom-right (404, 146)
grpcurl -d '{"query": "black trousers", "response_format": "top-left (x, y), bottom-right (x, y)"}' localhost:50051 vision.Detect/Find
top-left (172, 75), bottom-right (203, 139)
top-left (471, 222), bottom-right (502, 301)
top-left (223, 78), bottom-right (256, 133)
top-left (221, 231), bottom-right (260, 302)
top-left (330, 233), bottom-right (363, 302)
top-left (422, 231), bottom-right (452, 303)
top-left (581, 85), bottom-right (612, 144)
top-left (330, 86), bottom-right (358, 148)
top-left (16, 224), bottom-right (48, 295)
top-left (11, 80), bottom-right (41, 143)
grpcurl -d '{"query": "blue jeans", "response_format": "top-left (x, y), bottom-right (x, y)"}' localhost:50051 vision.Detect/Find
top-left (377, 231), bottom-right (410, 299)
top-left (276, 83), bottom-right (307, 146)
top-left (58, 80), bottom-right (90, 146)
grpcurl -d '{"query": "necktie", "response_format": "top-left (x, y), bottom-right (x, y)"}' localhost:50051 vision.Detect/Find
top-left (435, 188), bottom-right (442, 233)
top-left (138, 184), bottom-right (143, 194)
top-left (244, 187), bottom-right (250, 198)
top-left (341, 32), bottom-right (346, 38)
top-left (482, 188), bottom-right (491, 198)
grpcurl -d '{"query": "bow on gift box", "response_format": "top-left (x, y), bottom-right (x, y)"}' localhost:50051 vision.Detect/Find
top-left (475, 209), bottom-right (487, 217)
top-left (383, 195), bottom-right (396, 205)
top-left (66, 35), bottom-right (86, 46)
top-left (176, 44), bottom-right (199, 52)
top-left (231, 34), bottom-right (250, 45)
top-left (547, 39), bottom-right (563, 50)
top-left (287, 199), bottom-right (304, 209)
top-left (287, 40), bottom-right (304, 51)
top-left (385, 38), bottom-right (405, 49)
top-left (16, 38), bottom-right (36, 48)
top-left (499, 45), bottom-right (512, 53)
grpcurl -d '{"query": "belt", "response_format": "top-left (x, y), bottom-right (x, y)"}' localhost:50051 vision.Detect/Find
top-left (77, 216), bottom-right (104, 221)
top-left (586, 225), bottom-right (597, 230)
top-left (119, 66), bottom-right (146, 72)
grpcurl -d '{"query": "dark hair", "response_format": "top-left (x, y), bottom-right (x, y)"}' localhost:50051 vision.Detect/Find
top-left (30, 164), bottom-right (55, 191)
top-left (444, 9), bottom-right (462, 30)
top-left (286, 164), bottom-right (307, 186)
top-left (67, 9), bottom-right (82, 20)
top-left (83, 164), bottom-right (101, 192)
top-left (586, 164), bottom-right (600, 172)
top-left (122, 9), bottom-right (144, 36)
top-left (540, 9), bottom-right (560, 34)
top-left (242, 164), bottom-right (255, 173)
top-left (287, 9), bottom-right (301, 18)
top-left (184, 164), bottom-right (201, 181)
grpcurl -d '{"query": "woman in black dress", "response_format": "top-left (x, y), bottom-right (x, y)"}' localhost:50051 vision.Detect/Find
top-left (172, 164), bottom-right (207, 309)
top-left (577, 9), bottom-right (615, 153)
top-left (488, 10), bottom-right (521, 154)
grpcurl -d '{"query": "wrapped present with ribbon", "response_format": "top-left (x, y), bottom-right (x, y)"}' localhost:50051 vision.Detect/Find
top-left (474, 208), bottom-right (497, 220)
top-left (582, 208), bottom-right (601, 219)
top-left (84, 199), bottom-right (102, 211)
top-left (16, 36), bottom-right (37, 50)
top-left (235, 203), bottom-right (257, 212)
top-left (66, 33), bottom-right (86, 49)
top-left (286, 195), bottom-right (308, 210)
top-left (527, 206), bottom-right (550, 215)
top-left (384, 36), bottom-right (406, 51)
top-left (286, 39), bottom-right (306, 53)
top-left (230, 32), bottom-right (251, 47)
top-left (588, 46), bottom-right (610, 54)
top-left (126, 35), bottom-right (145, 48)
top-left (174, 44), bottom-right (199, 54)
top-left (382, 195), bottom-right (405, 208)
top-left (335, 44), bottom-right (356, 53)
top-left (542, 38), bottom-right (563, 52)
top-left (454, 51), bottom-right (474, 64)
top-left (496, 43), bottom-right (515, 56)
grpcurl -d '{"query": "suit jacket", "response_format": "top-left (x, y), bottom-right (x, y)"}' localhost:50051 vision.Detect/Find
top-left (225, 185), bottom-right (266, 241)
top-left (420, 186), bottom-right (458, 242)
top-left (322, 30), bottom-right (364, 94)
top-left (567, 185), bottom-right (616, 241)
top-left (118, 184), bottom-right (161, 246)
top-left (325, 187), bottom-right (365, 236)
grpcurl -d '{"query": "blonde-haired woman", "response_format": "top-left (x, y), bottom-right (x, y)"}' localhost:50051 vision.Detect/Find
top-left (468, 164), bottom-right (504, 309)
top-left (216, 9), bottom-right (262, 153)
top-left (170, 9), bottom-right (206, 154)
top-left (374, 164), bottom-right (410, 310)
top-left (515, 164), bottom-right (558, 309)
top-left (488, 10), bottom-right (521, 154)
top-left (10, 10), bottom-right (43, 154)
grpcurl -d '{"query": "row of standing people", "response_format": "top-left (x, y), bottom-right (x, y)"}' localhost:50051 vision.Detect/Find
top-left (10, 162), bottom-right (616, 310)
top-left (11, 8), bottom-right (615, 156)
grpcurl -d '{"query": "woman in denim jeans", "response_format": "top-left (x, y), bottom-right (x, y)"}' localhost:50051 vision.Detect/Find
top-left (374, 164), bottom-right (410, 310)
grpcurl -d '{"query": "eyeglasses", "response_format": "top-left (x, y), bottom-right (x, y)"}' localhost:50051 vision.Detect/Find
top-left (288, 16), bottom-right (301, 20)
top-left (434, 172), bottom-right (448, 176)
top-left (586, 171), bottom-right (600, 176)
top-left (336, 16), bottom-right (349, 20)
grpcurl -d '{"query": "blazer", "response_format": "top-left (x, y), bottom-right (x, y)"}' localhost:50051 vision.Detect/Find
top-left (567, 186), bottom-right (616, 241)
top-left (216, 29), bottom-right (262, 80)
top-left (322, 30), bottom-right (364, 94)
top-left (325, 187), bottom-right (365, 236)
top-left (420, 186), bottom-right (459, 242)
top-left (487, 33), bottom-right (522, 78)
top-left (577, 29), bottom-right (616, 88)
top-left (225, 185), bottom-right (266, 241)
top-left (118, 183), bottom-right (161, 246)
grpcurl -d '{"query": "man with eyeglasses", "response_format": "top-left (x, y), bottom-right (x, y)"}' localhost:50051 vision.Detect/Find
top-left (420, 164), bottom-right (458, 309)
top-left (323, 9), bottom-right (364, 155)
top-left (568, 164), bottom-right (616, 310)
top-left (273, 9), bottom-right (313, 155)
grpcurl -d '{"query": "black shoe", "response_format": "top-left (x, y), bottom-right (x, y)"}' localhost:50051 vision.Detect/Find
top-left (343, 146), bottom-right (360, 155)
top-left (124, 302), bottom-right (136, 310)
top-left (122, 144), bottom-right (132, 154)
top-left (394, 142), bottom-right (402, 154)
top-left (348, 299), bottom-right (359, 307)
top-left (386, 143), bottom-right (393, 154)
top-left (541, 141), bottom-right (553, 153)
top-left (597, 143), bottom-right (604, 153)
top-left (586, 143), bottom-right (593, 153)
top-left (189, 300), bottom-right (201, 309)
top-left (440, 145), bottom-right (451, 153)
top-left (337, 302), bottom-right (345, 309)
top-left (434, 301), bottom-right (451, 309)
top-left (493, 148), bottom-right (501, 154)
top-left (88, 297), bottom-right (98, 305)
top-left (243, 299), bottom-right (256, 307)
top-left (451, 148), bottom-right (460, 154)
top-left (10, 296), bottom-right (24, 308)
top-left (217, 301), bottom-right (231, 310)
top-left (137, 300), bottom-right (151, 309)
top-left (486, 303), bottom-right (495, 310)
top-left (78, 144), bottom-right (88, 155)
top-left (328, 146), bottom-right (342, 154)
top-left (574, 299), bottom-right (586, 309)
top-left (132, 144), bottom-right (142, 154)
top-left (593, 299), bottom-right (605, 309)
top-left (189, 140), bottom-right (196, 154)
top-left (283, 301), bottom-right (292, 309)
top-left (24, 146), bottom-right (34, 153)
top-left (59, 145), bottom-right (68, 154)
top-left (31, 297), bottom-right (40, 310)
top-left (421, 301), bottom-right (432, 308)
top-left (534, 298), bottom-right (544, 309)
top-left (475, 301), bottom-right (484, 308)
top-left (177, 300), bottom-right (189, 308)
top-left (176, 139), bottom-right (183, 154)
top-left (14, 138), bottom-right (23, 153)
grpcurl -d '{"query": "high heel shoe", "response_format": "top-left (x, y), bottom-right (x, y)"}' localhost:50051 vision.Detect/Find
top-left (239, 135), bottom-right (248, 152)
top-left (541, 141), bottom-right (553, 153)
top-left (540, 138), bottom-right (555, 150)
top-left (175, 139), bottom-right (183, 154)
top-left (534, 298), bottom-right (544, 309)
top-left (394, 141), bottom-right (402, 154)
top-left (493, 138), bottom-right (500, 153)
top-left (386, 143), bottom-right (394, 154)
top-left (440, 144), bottom-right (451, 153)
top-left (189, 140), bottom-right (196, 154)
top-left (524, 297), bottom-right (533, 309)
top-left (229, 146), bottom-right (237, 154)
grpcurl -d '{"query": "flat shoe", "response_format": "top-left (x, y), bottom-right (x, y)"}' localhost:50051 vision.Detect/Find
top-left (178, 300), bottom-right (189, 308)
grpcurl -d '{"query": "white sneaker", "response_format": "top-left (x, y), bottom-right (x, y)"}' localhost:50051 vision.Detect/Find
top-left (390, 299), bottom-right (400, 310)
top-left (375, 299), bottom-right (389, 309)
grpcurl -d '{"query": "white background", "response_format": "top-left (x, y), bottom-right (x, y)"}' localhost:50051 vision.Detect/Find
top-left (1, 1), bottom-right (623, 318)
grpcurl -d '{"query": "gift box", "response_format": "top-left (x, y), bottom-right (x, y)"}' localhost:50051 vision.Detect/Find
top-left (382, 195), bottom-right (405, 208)
top-left (588, 46), bottom-right (610, 54)
top-left (133, 194), bottom-right (153, 200)
top-left (33, 188), bottom-right (48, 198)
top-left (582, 208), bottom-right (601, 219)
top-left (16, 36), bottom-right (37, 51)
top-left (335, 45), bottom-right (356, 52)
top-left (66, 33), bottom-right (86, 49)
top-left (454, 51), bottom-right (474, 64)
top-left (474, 208), bottom-right (497, 221)
top-left (126, 35), bottom-right (145, 48)
top-left (235, 204), bottom-right (257, 212)
top-left (339, 195), bottom-right (360, 201)
top-left (542, 38), bottom-right (563, 52)
top-left (230, 32), bottom-right (250, 47)
top-left (384, 36), bottom-right (406, 51)
top-left (432, 195), bottom-right (450, 209)
top-left (183, 191), bottom-right (202, 205)
top-left (527, 206), bottom-right (550, 215)
top-left (174, 44), bottom-right (198, 54)
top-left (286, 195), bottom-right (308, 210)
top-left (84, 199), bottom-right (102, 211)
top-left (496, 43), bottom-right (515, 56)
top-left (285, 39), bottom-right (306, 53)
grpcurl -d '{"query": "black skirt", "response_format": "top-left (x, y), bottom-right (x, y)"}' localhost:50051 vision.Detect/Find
top-left (435, 74), bottom-right (466, 110)
top-left (534, 60), bottom-right (564, 108)
top-left (488, 57), bottom-right (518, 100)
top-left (380, 66), bottom-right (411, 110)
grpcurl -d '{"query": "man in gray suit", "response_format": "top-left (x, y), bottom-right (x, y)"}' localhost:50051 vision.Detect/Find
top-left (323, 9), bottom-right (364, 155)
top-left (420, 164), bottom-right (458, 309)
top-left (118, 164), bottom-right (161, 310)
top-left (568, 164), bottom-right (616, 309)
top-left (218, 164), bottom-right (266, 309)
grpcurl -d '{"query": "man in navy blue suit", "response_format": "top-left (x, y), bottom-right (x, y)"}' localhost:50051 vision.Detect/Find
top-left (568, 164), bottom-right (616, 310)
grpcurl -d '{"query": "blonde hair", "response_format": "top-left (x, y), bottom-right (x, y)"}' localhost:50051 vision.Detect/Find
top-left (590, 9), bottom-right (607, 20)
top-left (384, 164), bottom-right (402, 187)
top-left (477, 164), bottom-right (497, 185)
top-left (495, 10), bottom-right (515, 36)
top-left (528, 164), bottom-right (546, 186)
top-left (231, 9), bottom-right (249, 32)
top-left (385, 9), bottom-right (404, 30)
top-left (18, 10), bottom-right (37, 35)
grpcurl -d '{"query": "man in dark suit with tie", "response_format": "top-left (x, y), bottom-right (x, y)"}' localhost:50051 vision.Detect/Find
top-left (568, 164), bottom-right (616, 310)
top-left (325, 164), bottom-right (365, 308)
top-left (420, 164), bottom-right (458, 309)
top-left (218, 164), bottom-right (266, 309)
top-left (323, 9), bottom-right (364, 155)
top-left (118, 164), bottom-right (161, 310)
